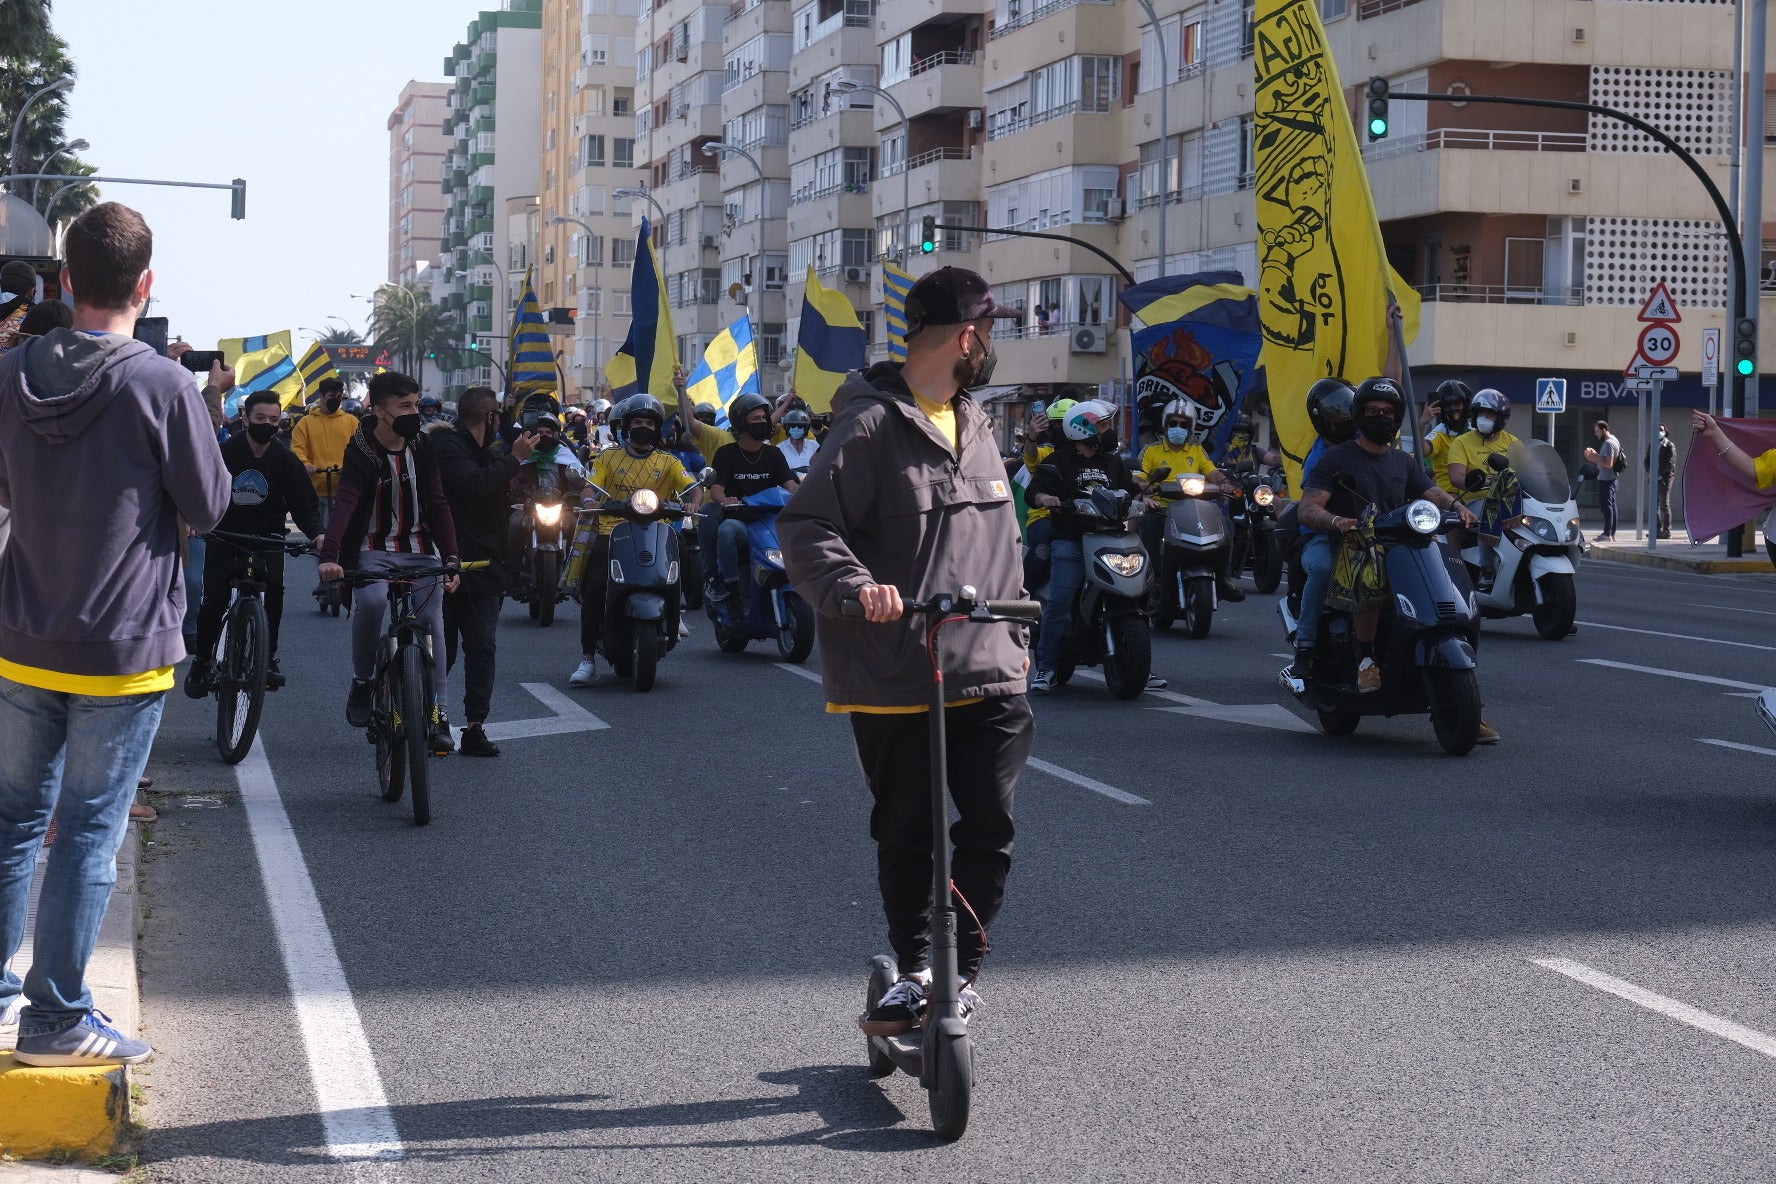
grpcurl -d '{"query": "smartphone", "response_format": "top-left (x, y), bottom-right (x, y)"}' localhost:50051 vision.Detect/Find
top-left (133, 317), bottom-right (169, 357)
top-left (178, 350), bottom-right (226, 373)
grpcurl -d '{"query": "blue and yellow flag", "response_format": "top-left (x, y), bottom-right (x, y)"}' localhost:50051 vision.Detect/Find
top-left (686, 315), bottom-right (760, 429)
top-left (220, 330), bottom-right (302, 414)
top-left (605, 217), bottom-right (679, 399)
top-left (883, 262), bottom-right (915, 363)
top-left (1119, 271), bottom-right (1263, 465)
top-left (509, 266), bottom-right (556, 397)
top-left (792, 267), bottom-right (866, 413)
top-left (297, 340), bottom-right (342, 396)
top-left (1253, 0), bottom-right (1419, 494)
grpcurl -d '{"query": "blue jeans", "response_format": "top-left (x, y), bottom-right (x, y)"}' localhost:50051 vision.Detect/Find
top-left (182, 534), bottom-right (206, 640)
top-left (1296, 534), bottom-right (1335, 650)
top-left (716, 518), bottom-right (749, 587)
top-left (1023, 517), bottom-right (1053, 594)
top-left (1597, 477), bottom-right (1619, 536)
top-left (1036, 538), bottom-right (1083, 671)
top-left (0, 677), bottom-right (165, 1035)
top-left (351, 551), bottom-right (448, 703)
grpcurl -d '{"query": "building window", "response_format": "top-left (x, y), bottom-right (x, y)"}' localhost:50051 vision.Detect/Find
top-left (757, 322), bottom-right (785, 366)
top-left (841, 229), bottom-right (871, 268)
top-left (584, 135), bottom-right (606, 166)
top-left (1320, 0), bottom-right (1347, 20)
top-left (613, 138), bottom-right (635, 168)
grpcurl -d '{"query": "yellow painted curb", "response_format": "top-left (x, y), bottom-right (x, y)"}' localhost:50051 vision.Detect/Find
top-left (1591, 546), bottom-right (1773, 574)
top-left (0, 1053), bottom-right (127, 1161)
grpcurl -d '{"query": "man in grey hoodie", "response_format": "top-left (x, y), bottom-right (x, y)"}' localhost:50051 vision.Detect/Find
top-left (0, 202), bottom-right (230, 1066)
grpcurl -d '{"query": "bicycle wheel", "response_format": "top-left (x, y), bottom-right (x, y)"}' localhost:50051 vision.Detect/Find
top-left (215, 597), bottom-right (268, 765)
top-left (375, 660), bottom-right (405, 803)
top-left (401, 643), bottom-right (432, 825)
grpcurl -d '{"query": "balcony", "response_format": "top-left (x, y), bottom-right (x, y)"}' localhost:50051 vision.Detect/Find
top-left (1355, 0), bottom-right (1734, 73)
top-left (724, 0), bottom-right (790, 46)
top-left (983, 320), bottom-right (1123, 386)
top-left (787, 187), bottom-right (873, 233)
top-left (789, 108), bottom-right (879, 161)
top-left (875, 148), bottom-right (979, 215)
top-left (881, 53), bottom-right (982, 127)
top-left (879, 0), bottom-right (987, 46)
top-left (721, 70), bottom-right (789, 122)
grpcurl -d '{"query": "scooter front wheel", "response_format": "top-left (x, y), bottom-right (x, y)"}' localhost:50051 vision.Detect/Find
top-left (1183, 577), bottom-right (1215, 640)
top-left (633, 626), bottom-right (659, 692)
top-left (1532, 572), bottom-right (1576, 640)
top-left (865, 960), bottom-right (896, 1078)
top-left (1317, 708), bottom-right (1360, 735)
top-left (1251, 533), bottom-right (1281, 594)
top-left (1429, 667), bottom-right (1482, 756)
top-left (926, 1030), bottom-right (973, 1141)
top-left (1102, 615), bottom-right (1152, 700)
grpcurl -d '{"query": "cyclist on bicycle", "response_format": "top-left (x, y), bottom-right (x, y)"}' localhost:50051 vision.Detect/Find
top-left (316, 371), bottom-right (462, 754)
top-left (184, 389), bottom-right (324, 698)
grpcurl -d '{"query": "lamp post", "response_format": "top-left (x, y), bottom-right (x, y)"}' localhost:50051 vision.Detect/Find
top-left (613, 185), bottom-right (667, 224)
top-left (549, 213), bottom-right (607, 396)
top-left (830, 80), bottom-right (910, 268)
top-left (31, 137), bottom-right (87, 206)
top-left (1131, 0), bottom-right (1169, 278)
top-left (7, 77), bottom-right (72, 187)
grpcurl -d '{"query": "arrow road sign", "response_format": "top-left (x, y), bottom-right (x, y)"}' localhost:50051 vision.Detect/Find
top-left (1637, 282), bottom-right (1682, 323)
top-left (1536, 377), bottom-right (1568, 413)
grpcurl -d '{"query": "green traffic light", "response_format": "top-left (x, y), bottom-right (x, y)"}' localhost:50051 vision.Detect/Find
top-left (1738, 357), bottom-right (1756, 377)
top-left (1369, 118), bottom-right (1387, 137)
top-left (921, 240), bottom-right (936, 254)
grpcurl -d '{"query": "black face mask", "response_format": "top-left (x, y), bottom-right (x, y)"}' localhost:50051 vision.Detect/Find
top-left (388, 412), bottom-right (423, 440)
top-left (1358, 414), bottom-right (1400, 445)
top-left (324, 396), bottom-right (342, 412)
top-left (743, 420), bottom-right (772, 442)
top-left (1096, 430), bottom-right (1118, 453)
top-left (626, 424), bottom-right (657, 449)
top-left (953, 332), bottom-right (997, 390)
top-left (246, 422), bottom-right (279, 445)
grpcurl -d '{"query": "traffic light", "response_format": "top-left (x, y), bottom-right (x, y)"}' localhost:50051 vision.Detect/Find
top-left (468, 339), bottom-right (481, 353)
top-left (919, 215), bottom-right (938, 255)
top-left (1736, 317), bottom-right (1758, 378)
top-left (1366, 77), bottom-right (1390, 141)
top-left (230, 179), bottom-right (246, 220)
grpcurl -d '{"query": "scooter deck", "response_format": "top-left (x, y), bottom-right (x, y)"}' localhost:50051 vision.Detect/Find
top-left (863, 1023), bottom-right (925, 1076)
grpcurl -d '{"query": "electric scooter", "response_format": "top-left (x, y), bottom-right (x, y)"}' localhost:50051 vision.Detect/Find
top-left (843, 588), bottom-right (1042, 1142)
top-left (705, 485), bottom-right (816, 663)
top-left (1457, 441), bottom-right (1583, 640)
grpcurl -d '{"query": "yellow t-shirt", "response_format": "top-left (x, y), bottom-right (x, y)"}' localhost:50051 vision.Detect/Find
top-left (912, 390), bottom-right (957, 450)
top-left (1023, 444), bottom-right (1055, 525)
top-left (1755, 448), bottom-right (1776, 490)
top-left (1448, 429), bottom-right (1520, 497)
top-left (1138, 441), bottom-right (1216, 505)
top-left (585, 448), bottom-right (695, 536)
top-left (0, 657), bottom-right (174, 696)
top-left (1426, 426), bottom-right (1460, 497)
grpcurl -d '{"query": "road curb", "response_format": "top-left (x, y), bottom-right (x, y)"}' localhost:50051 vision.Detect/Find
top-left (0, 824), bottom-right (142, 1163)
top-left (1587, 544), bottom-right (1773, 574)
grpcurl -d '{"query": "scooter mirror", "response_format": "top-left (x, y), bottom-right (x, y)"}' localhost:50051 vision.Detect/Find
top-left (1147, 464), bottom-right (1173, 483)
top-left (1463, 468), bottom-right (1490, 491)
top-left (1486, 452), bottom-right (1509, 471)
top-left (701, 466), bottom-right (717, 482)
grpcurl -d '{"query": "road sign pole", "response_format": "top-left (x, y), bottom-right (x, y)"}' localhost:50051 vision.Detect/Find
top-left (1647, 378), bottom-right (1663, 550)
top-left (1635, 387), bottom-right (1648, 542)
top-left (1547, 411), bottom-right (1556, 445)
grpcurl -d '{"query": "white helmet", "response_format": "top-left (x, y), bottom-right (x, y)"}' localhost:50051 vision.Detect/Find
top-left (1062, 399), bottom-right (1119, 443)
top-left (1160, 398), bottom-right (1198, 425)
top-left (590, 398), bottom-right (613, 416)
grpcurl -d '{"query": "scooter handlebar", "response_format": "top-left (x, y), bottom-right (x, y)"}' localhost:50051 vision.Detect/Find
top-left (840, 596), bottom-right (1041, 622)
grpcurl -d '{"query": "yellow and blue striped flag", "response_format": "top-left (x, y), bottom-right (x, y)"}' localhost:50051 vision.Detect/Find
top-left (883, 262), bottom-right (914, 362)
top-left (792, 267), bottom-right (867, 413)
top-left (297, 340), bottom-right (342, 396)
top-left (220, 330), bottom-right (302, 413)
top-left (605, 216), bottom-right (679, 400)
top-left (686, 315), bottom-right (760, 429)
top-left (509, 265), bottom-right (556, 397)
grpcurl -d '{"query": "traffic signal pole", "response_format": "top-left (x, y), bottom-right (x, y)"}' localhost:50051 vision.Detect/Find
top-left (931, 223), bottom-right (1136, 284)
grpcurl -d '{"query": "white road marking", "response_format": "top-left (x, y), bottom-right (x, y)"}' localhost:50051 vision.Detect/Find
top-left (481, 682), bottom-right (609, 742)
top-left (1576, 659), bottom-right (1768, 692)
top-left (1025, 757), bottom-right (1151, 806)
top-left (1074, 668), bottom-right (1313, 731)
top-left (1074, 668), bottom-right (1213, 707)
top-left (236, 736), bottom-right (402, 1163)
top-left (775, 662), bottom-right (824, 684)
top-left (1685, 602), bottom-right (1776, 616)
top-left (1697, 738), bottom-right (1776, 758)
top-left (1535, 957), bottom-right (1776, 1061)
top-left (1574, 621), bottom-right (1776, 652)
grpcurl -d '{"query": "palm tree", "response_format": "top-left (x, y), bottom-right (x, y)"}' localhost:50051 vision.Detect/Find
top-left (318, 324), bottom-right (365, 346)
top-left (369, 283), bottom-right (462, 389)
top-left (0, 0), bottom-right (51, 66)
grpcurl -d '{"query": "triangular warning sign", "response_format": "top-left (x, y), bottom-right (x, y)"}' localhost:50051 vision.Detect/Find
top-left (1637, 282), bottom-right (1681, 324)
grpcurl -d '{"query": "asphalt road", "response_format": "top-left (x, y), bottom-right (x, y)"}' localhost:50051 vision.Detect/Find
top-left (127, 553), bottom-right (1776, 1182)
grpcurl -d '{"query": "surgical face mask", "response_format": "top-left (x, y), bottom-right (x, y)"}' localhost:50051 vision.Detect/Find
top-left (387, 411), bottom-right (422, 439)
top-left (626, 423), bottom-right (657, 449)
top-left (788, 426), bottom-right (807, 440)
top-left (1166, 426), bottom-right (1190, 447)
top-left (246, 421), bottom-right (279, 444)
top-left (1358, 414), bottom-right (1399, 445)
top-left (743, 419), bottom-right (773, 442)
top-left (1475, 415), bottom-right (1497, 436)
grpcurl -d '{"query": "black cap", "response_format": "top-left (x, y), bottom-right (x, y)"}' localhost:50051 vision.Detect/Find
top-left (1, 261), bottom-right (37, 297)
top-left (904, 266), bottom-right (1022, 335)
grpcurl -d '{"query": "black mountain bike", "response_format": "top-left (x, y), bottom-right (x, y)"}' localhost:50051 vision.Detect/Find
top-left (346, 559), bottom-right (484, 826)
top-left (203, 531), bottom-right (314, 764)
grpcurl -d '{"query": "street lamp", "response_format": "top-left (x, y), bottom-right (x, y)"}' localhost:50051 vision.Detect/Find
top-left (830, 80), bottom-right (909, 269)
top-left (1131, 0), bottom-right (1170, 278)
top-left (613, 185), bottom-right (667, 224)
top-left (7, 77), bottom-right (72, 189)
top-left (701, 139), bottom-right (765, 183)
top-left (549, 213), bottom-right (607, 395)
top-left (31, 137), bottom-right (87, 205)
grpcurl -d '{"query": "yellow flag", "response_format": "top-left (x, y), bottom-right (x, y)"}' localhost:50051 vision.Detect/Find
top-left (1253, 0), bottom-right (1420, 494)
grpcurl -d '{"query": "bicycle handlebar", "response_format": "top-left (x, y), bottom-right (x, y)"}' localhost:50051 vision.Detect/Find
top-left (840, 593), bottom-right (1040, 623)
top-left (338, 559), bottom-right (491, 587)
top-left (205, 530), bottom-right (316, 556)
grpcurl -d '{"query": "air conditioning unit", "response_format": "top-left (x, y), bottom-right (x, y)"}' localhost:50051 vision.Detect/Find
top-left (701, 234), bottom-right (718, 247)
top-left (967, 109), bottom-right (984, 131)
top-left (843, 266), bottom-right (869, 284)
top-left (1104, 197), bottom-right (1125, 220)
top-left (1571, 26), bottom-right (1587, 43)
top-left (675, 104), bottom-right (690, 120)
top-left (1568, 178), bottom-right (1583, 194)
top-left (1070, 326), bottom-right (1107, 354)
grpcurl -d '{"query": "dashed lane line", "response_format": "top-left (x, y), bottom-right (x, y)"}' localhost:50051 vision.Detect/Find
top-left (1535, 957), bottom-right (1776, 1061)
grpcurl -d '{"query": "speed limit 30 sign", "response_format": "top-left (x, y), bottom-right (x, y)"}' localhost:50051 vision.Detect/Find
top-left (1637, 321), bottom-right (1681, 367)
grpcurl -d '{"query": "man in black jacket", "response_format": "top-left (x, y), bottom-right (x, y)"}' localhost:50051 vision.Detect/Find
top-left (433, 386), bottom-right (536, 756)
top-left (184, 390), bottom-right (324, 696)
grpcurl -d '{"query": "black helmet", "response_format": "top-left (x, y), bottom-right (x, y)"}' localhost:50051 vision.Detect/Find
top-left (1352, 376), bottom-right (1406, 420)
top-left (614, 393), bottom-right (665, 431)
top-left (1306, 378), bottom-right (1357, 444)
top-left (1468, 388), bottom-right (1510, 434)
top-left (694, 401), bottom-right (718, 425)
top-left (783, 408), bottom-right (812, 428)
top-left (1434, 379), bottom-right (1472, 408)
top-left (728, 391), bottom-right (771, 430)
top-left (1232, 413), bottom-right (1254, 437)
top-left (419, 394), bottom-right (442, 410)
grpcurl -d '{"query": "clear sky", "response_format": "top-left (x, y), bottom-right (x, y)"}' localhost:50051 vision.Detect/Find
top-left (54, 1), bottom-right (484, 348)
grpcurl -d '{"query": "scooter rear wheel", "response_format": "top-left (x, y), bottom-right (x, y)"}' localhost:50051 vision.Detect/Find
top-left (926, 1030), bottom-right (973, 1141)
top-left (865, 961), bottom-right (896, 1079)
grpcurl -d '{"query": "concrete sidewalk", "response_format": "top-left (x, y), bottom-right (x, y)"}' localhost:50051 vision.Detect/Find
top-left (1585, 527), bottom-right (1775, 574)
top-left (0, 817), bottom-right (144, 1163)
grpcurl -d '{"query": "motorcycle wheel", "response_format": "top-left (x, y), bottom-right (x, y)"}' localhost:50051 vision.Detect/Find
top-left (1532, 573), bottom-right (1576, 640)
top-left (1251, 533), bottom-right (1281, 594)
top-left (1183, 577), bottom-right (1215, 640)
top-left (778, 596), bottom-right (816, 663)
top-left (1429, 668), bottom-right (1482, 756)
top-left (633, 625), bottom-right (659, 692)
top-left (713, 617), bottom-right (749, 654)
top-left (536, 552), bottom-right (559, 627)
top-left (1101, 616), bottom-right (1153, 700)
top-left (682, 547), bottom-right (705, 610)
top-left (1317, 709), bottom-right (1360, 735)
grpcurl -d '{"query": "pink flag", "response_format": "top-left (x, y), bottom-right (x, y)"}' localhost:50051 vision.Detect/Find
top-left (1682, 416), bottom-right (1776, 541)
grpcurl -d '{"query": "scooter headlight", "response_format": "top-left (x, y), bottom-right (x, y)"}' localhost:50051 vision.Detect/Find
top-left (1566, 517), bottom-right (1582, 542)
top-left (1528, 517), bottom-right (1559, 543)
top-left (629, 489), bottom-right (660, 515)
top-left (1252, 484), bottom-right (1275, 507)
top-left (534, 502), bottom-right (563, 525)
top-left (1100, 551), bottom-right (1146, 577)
top-left (1405, 499), bottom-right (1442, 535)
top-left (1180, 474), bottom-right (1208, 497)
top-left (764, 547), bottom-right (784, 568)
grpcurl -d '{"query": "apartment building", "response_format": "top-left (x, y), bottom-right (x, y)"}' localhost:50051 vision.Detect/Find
top-left (388, 82), bottom-right (451, 286)
top-left (436, 2), bottom-right (543, 398)
top-left (539, 0), bottom-right (641, 400)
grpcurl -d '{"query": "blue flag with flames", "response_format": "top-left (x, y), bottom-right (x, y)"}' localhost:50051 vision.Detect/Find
top-left (1118, 271), bottom-right (1263, 465)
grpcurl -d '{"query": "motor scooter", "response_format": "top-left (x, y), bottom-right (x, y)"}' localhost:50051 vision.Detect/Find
top-left (1149, 470), bottom-right (1232, 640)
top-left (1030, 467), bottom-right (1155, 698)
top-left (1458, 441), bottom-right (1583, 640)
top-left (579, 473), bottom-right (709, 691)
top-left (512, 489), bottom-right (569, 626)
top-left (1230, 466), bottom-right (1283, 594)
top-left (705, 485), bottom-right (816, 663)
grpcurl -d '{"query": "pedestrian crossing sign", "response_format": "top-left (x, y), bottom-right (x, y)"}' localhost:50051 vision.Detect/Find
top-left (1536, 377), bottom-right (1567, 413)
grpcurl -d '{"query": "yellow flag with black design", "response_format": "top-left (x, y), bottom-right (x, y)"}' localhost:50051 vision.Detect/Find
top-left (1253, 0), bottom-right (1420, 495)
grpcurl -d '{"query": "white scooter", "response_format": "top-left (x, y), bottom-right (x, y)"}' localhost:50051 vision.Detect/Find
top-left (1458, 439), bottom-right (1584, 640)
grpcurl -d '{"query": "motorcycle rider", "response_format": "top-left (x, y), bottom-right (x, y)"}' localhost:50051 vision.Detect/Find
top-left (706, 391), bottom-right (799, 609)
top-left (1445, 388), bottom-right (1519, 500)
top-left (509, 412), bottom-right (589, 590)
top-left (418, 394), bottom-right (448, 433)
top-left (1282, 377), bottom-right (1478, 701)
top-left (562, 404), bottom-right (590, 449)
top-left (1028, 400), bottom-right (1159, 693)
top-left (184, 389), bottom-right (325, 697)
top-left (1135, 398), bottom-right (1245, 603)
top-left (1020, 397), bottom-right (1075, 596)
top-left (566, 393), bottom-right (699, 686)
top-left (778, 407), bottom-right (819, 472)
top-left (588, 397), bottom-right (616, 450)
top-left (1418, 380), bottom-right (1472, 498)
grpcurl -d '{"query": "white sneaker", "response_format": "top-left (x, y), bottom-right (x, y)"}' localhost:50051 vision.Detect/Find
top-left (958, 979), bottom-right (983, 1021)
top-left (568, 658), bottom-right (597, 687)
top-left (1030, 669), bottom-right (1056, 693)
top-left (1, 995), bottom-right (21, 1029)
top-left (678, 620), bottom-right (691, 639)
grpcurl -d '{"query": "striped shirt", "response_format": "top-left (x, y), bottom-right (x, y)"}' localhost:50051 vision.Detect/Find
top-left (587, 447), bottom-right (695, 536)
top-left (367, 446), bottom-right (431, 555)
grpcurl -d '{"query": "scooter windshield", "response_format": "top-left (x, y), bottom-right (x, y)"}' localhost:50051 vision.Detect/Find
top-left (1505, 440), bottom-right (1572, 504)
top-left (742, 485), bottom-right (794, 510)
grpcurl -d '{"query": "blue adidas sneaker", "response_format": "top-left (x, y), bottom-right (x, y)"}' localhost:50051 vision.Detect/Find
top-left (13, 1009), bottom-right (151, 1067)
